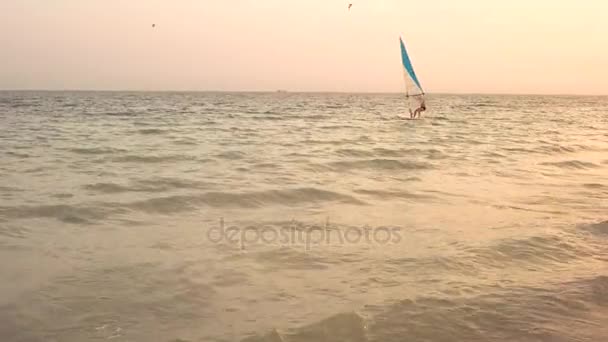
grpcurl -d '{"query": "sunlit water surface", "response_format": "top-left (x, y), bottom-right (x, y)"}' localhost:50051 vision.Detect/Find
top-left (1, 92), bottom-right (607, 341)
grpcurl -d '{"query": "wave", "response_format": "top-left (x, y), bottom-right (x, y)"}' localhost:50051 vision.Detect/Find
top-left (319, 124), bottom-right (357, 130)
top-left (85, 183), bottom-right (131, 194)
top-left (385, 254), bottom-right (472, 275)
top-left (136, 177), bottom-right (213, 191)
top-left (216, 151), bottom-right (247, 160)
top-left (383, 228), bottom-right (600, 277)
top-left (581, 220), bottom-right (608, 237)
top-left (431, 115), bottom-right (451, 121)
top-left (334, 148), bottom-right (443, 159)
top-left (504, 144), bottom-right (601, 156)
top-left (0, 225), bottom-right (30, 239)
top-left (67, 147), bottom-right (127, 155)
top-left (481, 151), bottom-right (507, 159)
top-left (242, 312), bottom-right (366, 342)
top-left (111, 154), bottom-right (196, 163)
top-left (136, 128), bottom-right (169, 135)
top-left (464, 233), bottom-right (596, 269)
top-left (0, 260), bottom-right (217, 340)
top-left (335, 149), bottom-right (375, 158)
top-left (540, 160), bottom-right (600, 170)
top-left (9, 102), bottom-right (38, 108)
top-left (244, 274), bottom-right (608, 342)
top-left (51, 193), bottom-right (74, 199)
top-left (289, 114), bottom-right (331, 120)
top-left (0, 204), bottom-right (124, 224)
top-left (354, 189), bottom-right (437, 201)
top-left (85, 177), bottom-right (213, 194)
top-left (304, 136), bottom-right (371, 146)
top-left (122, 188), bottom-right (365, 214)
top-left (253, 163), bottom-right (279, 170)
top-left (537, 145), bottom-right (577, 154)
top-left (502, 146), bottom-right (535, 154)
top-left (6, 151), bottom-right (30, 158)
top-left (372, 148), bottom-right (407, 158)
top-left (366, 275), bottom-right (608, 342)
top-left (212, 271), bottom-right (258, 296)
top-left (490, 204), bottom-right (565, 215)
top-left (251, 115), bottom-right (285, 121)
top-left (285, 152), bottom-right (310, 159)
top-left (22, 166), bottom-right (57, 174)
top-left (252, 247), bottom-right (330, 271)
top-left (326, 159), bottom-right (434, 172)
top-left (582, 183), bottom-right (607, 189)
top-left (172, 138), bottom-right (198, 146)
top-left (100, 111), bottom-right (145, 116)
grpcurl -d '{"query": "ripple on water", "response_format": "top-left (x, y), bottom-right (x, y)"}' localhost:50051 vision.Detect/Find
top-left (0, 204), bottom-right (126, 224)
top-left (325, 159), bottom-right (434, 172)
top-left (2, 92), bottom-right (608, 342)
top-left (67, 147), bottom-right (128, 155)
top-left (84, 177), bottom-right (214, 194)
top-left (242, 312), bottom-right (366, 342)
top-left (353, 189), bottom-right (437, 202)
top-left (121, 188), bottom-right (365, 214)
top-left (540, 160), bottom-right (600, 170)
top-left (581, 220), bottom-right (608, 237)
top-left (136, 128), bottom-right (169, 135)
top-left (365, 275), bottom-right (608, 342)
top-left (110, 154), bottom-right (196, 163)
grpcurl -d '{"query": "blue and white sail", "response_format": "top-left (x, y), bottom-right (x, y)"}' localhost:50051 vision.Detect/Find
top-left (399, 37), bottom-right (425, 112)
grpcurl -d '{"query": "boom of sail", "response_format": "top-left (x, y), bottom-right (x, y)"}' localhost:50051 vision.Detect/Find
top-left (399, 37), bottom-right (425, 113)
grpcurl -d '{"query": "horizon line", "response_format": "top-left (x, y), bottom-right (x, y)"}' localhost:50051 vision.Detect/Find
top-left (1, 89), bottom-right (607, 97)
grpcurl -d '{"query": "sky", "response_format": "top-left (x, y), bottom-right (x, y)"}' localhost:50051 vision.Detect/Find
top-left (1, 0), bottom-right (607, 94)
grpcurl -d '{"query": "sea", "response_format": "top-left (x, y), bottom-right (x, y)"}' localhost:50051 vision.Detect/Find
top-left (0, 91), bottom-right (607, 342)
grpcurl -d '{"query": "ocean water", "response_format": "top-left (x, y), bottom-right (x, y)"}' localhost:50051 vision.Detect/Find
top-left (0, 91), bottom-right (607, 342)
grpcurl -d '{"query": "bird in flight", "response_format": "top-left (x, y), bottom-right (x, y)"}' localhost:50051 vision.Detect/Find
top-left (348, 3), bottom-right (352, 10)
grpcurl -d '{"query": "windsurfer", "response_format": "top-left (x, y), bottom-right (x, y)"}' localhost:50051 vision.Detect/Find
top-left (410, 99), bottom-right (426, 119)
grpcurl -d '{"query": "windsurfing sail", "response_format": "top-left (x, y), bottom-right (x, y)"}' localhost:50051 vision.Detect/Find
top-left (399, 37), bottom-right (425, 114)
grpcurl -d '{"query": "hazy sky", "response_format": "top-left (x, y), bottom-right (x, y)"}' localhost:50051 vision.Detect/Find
top-left (2, 0), bottom-right (607, 94)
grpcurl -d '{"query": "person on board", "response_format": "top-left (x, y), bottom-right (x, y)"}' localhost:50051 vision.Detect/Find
top-left (410, 99), bottom-right (426, 119)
